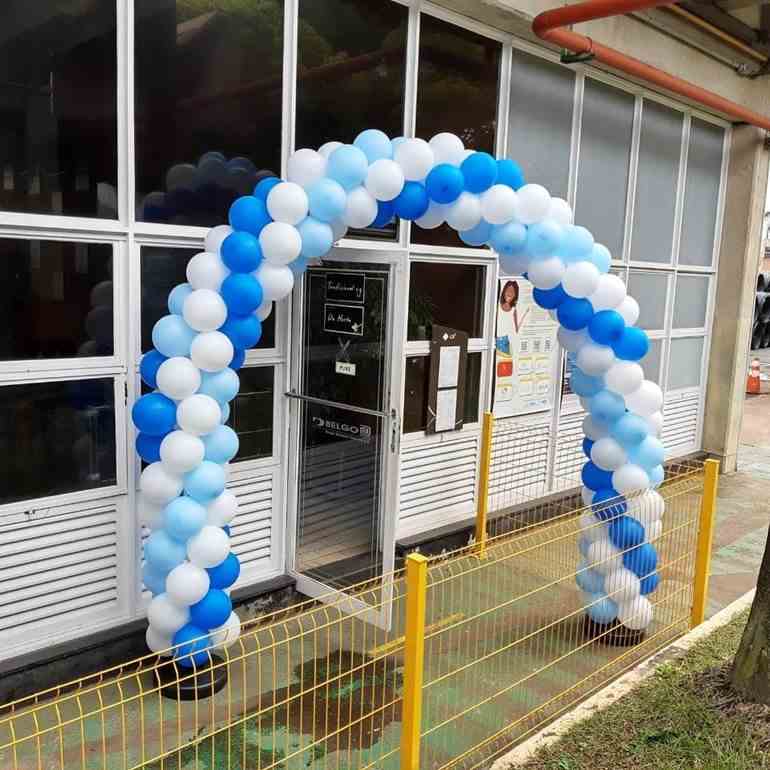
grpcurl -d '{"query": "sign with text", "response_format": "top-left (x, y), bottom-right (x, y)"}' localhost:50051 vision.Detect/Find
top-left (325, 272), bottom-right (365, 303)
top-left (426, 325), bottom-right (468, 434)
top-left (323, 303), bottom-right (364, 336)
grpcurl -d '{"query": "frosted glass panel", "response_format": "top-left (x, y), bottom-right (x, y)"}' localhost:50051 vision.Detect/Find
top-left (627, 271), bottom-right (668, 331)
top-left (673, 274), bottom-right (709, 329)
top-left (575, 79), bottom-right (634, 258)
top-left (508, 52), bottom-right (574, 198)
top-left (631, 101), bottom-right (682, 264)
top-left (642, 338), bottom-right (663, 381)
top-left (680, 119), bottom-right (724, 267)
top-left (668, 337), bottom-right (704, 389)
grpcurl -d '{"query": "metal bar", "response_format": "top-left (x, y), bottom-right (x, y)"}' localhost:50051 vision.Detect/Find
top-left (283, 390), bottom-right (389, 418)
top-left (475, 412), bottom-right (495, 559)
top-left (691, 457), bottom-right (720, 626)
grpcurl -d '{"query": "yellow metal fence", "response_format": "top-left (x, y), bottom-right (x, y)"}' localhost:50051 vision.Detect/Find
top-left (0, 458), bottom-right (715, 770)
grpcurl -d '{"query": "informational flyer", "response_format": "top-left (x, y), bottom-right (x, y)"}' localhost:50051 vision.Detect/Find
top-left (493, 278), bottom-right (559, 417)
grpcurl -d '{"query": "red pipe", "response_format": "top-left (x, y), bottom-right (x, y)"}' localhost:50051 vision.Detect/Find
top-left (532, 0), bottom-right (770, 131)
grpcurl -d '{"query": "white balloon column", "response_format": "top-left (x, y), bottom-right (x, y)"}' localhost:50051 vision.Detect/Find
top-left (134, 129), bottom-right (666, 667)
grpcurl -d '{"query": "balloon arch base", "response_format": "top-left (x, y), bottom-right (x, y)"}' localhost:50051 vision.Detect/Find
top-left (155, 654), bottom-right (229, 701)
top-left (583, 617), bottom-right (646, 648)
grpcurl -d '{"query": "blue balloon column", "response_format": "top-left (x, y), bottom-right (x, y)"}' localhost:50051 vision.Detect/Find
top-left (135, 130), bottom-right (667, 663)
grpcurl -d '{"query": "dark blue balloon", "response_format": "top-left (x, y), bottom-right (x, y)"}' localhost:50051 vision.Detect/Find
top-left (588, 310), bottom-right (625, 346)
top-left (591, 488), bottom-right (628, 521)
top-left (640, 572), bottom-right (660, 595)
top-left (221, 525), bottom-right (231, 536)
top-left (221, 231), bottom-right (262, 273)
top-left (207, 553), bottom-right (241, 590)
top-left (221, 273), bottom-right (264, 315)
top-left (461, 152), bottom-right (497, 193)
top-left (172, 624), bottom-right (211, 668)
top-left (372, 199), bottom-right (395, 228)
top-left (581, 461), bottom-right (614, 492)
top-left (393, 182), bottom-right (429, 220)
top-left (608, 516), bottom-right (645, 550)
top-left (132, 393), bottom-right (177, 436)
top-left (623, 542), bottom-right (658, 578)
top-left (533, 284), bottom-right (568, 310)
top-left (425, 163), bottom-right (464, 204)
top-left (228, 195), bottom-right (271, 236)
top-left (140, 350), bottom-right (167, 389)
top-left (582, 437), bottom-right (594, 458)
top-left (254, 176), bottom-right (280, 201)
top-left (136, 432), bottom-right (163, 463)
top-left (229, 348), bottom-right (246, 370)
top-left (190, 589), bottom-right (232, 630)
top-left (496, 159), bottom-right (525, 190)
top-left (613, 327), bottom-right (650, 361)
top-left (220, 313), bottom-right (262, 349)
top-left (557, 297), bottom-right (594, 331)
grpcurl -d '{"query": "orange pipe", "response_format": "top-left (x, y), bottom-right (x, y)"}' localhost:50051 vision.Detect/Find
top-left (532, 0), bottom-right (770, 131)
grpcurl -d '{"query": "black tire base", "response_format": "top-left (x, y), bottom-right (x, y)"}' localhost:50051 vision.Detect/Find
top-left (154, 653), bottom-right (228, 701)
top-left (584, 616), bottom-right (646, 647)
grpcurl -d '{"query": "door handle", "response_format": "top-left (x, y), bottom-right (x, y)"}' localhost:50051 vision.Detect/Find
top-left (390, 408), bottom-right (400, 453)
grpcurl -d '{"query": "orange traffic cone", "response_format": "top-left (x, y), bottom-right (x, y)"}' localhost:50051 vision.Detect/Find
top-left (747, 357), bottom-right (761, 394)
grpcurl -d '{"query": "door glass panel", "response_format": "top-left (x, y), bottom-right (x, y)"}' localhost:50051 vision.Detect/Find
top-left (673, 274), bottom-right (709, 329)
top-left (668, 337), bottom-right (704, 389)
top-left (626, 271), bottom-right (668, 331)
top-left (229, 366), bottom-right (274, 462)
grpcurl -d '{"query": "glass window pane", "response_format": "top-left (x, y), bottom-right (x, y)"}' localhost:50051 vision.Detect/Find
top-left (140, 246), bottom-right (275, 353)
top-left (680, 119), bottom-right (724, 267)
top-left (673, 274), bottom-right (709, 329)
top-left (413, 14), bottom-right (501, 248)
top-left (668, 337), bottom-right (704, 389)
top-left (631, 100), bottom-right (682, 264)
top-left (408, 262), bottom-right (484, 340)
top-left (0, 2), bottom-right (117, 218)
top-left (134, 0), bottom-right (284, 227)
top-left (642, 338), bottom-right (663, 381)
top-left (0, 379), bottom-right (116, 505)
top-left (229, 366), bottom-right (274, 461)
top-left (575, 78), bottom-right (634, 258)
top-left (0, 239), bottom-right (113, 360)
top-left (508, 51), bottom-right (574, 198)
top-left (626, 270), bottom-right (668, 331)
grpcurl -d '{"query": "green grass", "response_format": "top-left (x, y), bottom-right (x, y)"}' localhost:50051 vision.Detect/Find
top-left (520, 610), bottom-right (770, 770)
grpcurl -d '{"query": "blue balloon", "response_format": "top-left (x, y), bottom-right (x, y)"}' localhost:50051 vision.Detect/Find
top-left (220, 313), bottom-right (262, 349)
top-left (202, 425), bottom-right (240, 464)
top-left (221, 273), bottom-right (263, 316)
top-left (589, 389), bottom-right (626, 424)
top-left (611, 413), bottom-right (649, 447)
top-left (559, 225), bottom-right (594, 262)
top-left (608, 516), bottom-right (645, 550)
top-left (132, 393), bottom-right (177, 436)
top-left (254, 176), bottom-right (280, 201)
top-left (649, 464), bottom-right (665, 486)
top-left (152, 315), bottom-right (196, 358)
top-left (353, 129), bottom-right (392, 163)
top-left (207, 552), bottom-right (241, 590)
top-left (184, 461), bottom-right (226, 503)
top-left (228, 156), bottom-right (255, 174)
top-left (582, 437), bottom-right (594, 458)
top-left (629, 436), bottom-right (665, 469)
top-left (425, 163), bottom-right (464, 204)
top-left (640, 572), bottom-right (660, 595)
top-left (461, 152), bottom-right (497, 193)
top-left (228, 196), bottom-right (271, 236)
top-left (571, 367), bottom-right (605, 398)
top-left (613, 326), bottom-right (649, 361)
top-left (490, 221), bottom-right (527, 256)
top-left (142, 563), bottom-right (168, 596)
top-left (229, 348), bottom-right (245, 370)
top-left (588, 310), bottom-right (625, 346)
top-left (532, 284), bottom-right (567, 311)
top-left (221, 231), bottom-right (262, 273)
top-left (586, 594), bottom-right (618, 625)
top-left (623, 542), bottom-right (658, 578)
top-left (308, 178), bottom-right (347, 222)
top-left (495, 159), bottom-right (525, 190)
top-left (190, 589), bottom-right (232, 631)
top-left (372, 200), bottom-right (395, 228)
top-left (581, 461), bottom-right (614, 492)
top-left (590, 243), bottom-right (612, 273)
top-left (172, 624), bottom-right (211, 668)
top-left (326, 145), bottom-right (368, 190)
top-left (557, 297), bottom-right (593, 330)
top-left (220, 402), bottom-right (231, 423)
top-left (459, 220), bottom-right (493, 246)
top-left (592, 488), bottom-right (628, 521)
top-left (144, 530), bottom-right (187, 573)
top-left (136, 432), bottom-right (163, 463)
top-left (140, 350), bottom-right (167, 389)
top-left (576, 564), bottom-right (606, 594)
top-left (393, 181), bottom-right (429, 220)
top-left (526, 221), bottom-right (563, 256)
top-left (221, 525), bottom-right (232, 537)
top-left (168, 283), bottom-right (193, 316)
top-left (163, 496), bottom-right (207, 542)
top-left (298, 217), bottom-right (334, 258)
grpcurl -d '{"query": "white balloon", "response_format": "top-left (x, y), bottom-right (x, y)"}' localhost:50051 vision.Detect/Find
top-left (589, 274), bottom-right (626, 311)
top-left (182, 289), bottom-right (228, 332)
top-left (187, 525), bottom-right (231, 569)
top-left (394, 138), bottom-right (434, 181)
top-left (210, 611), bottom-right (242, 650)
top-left (287, 148), bottom-right (327, 189)
top-left (591, 437), bottom-right (627, 471)
top-left (646, 519), bottom-right (663, 542)
top-left (330, 218), bottom-right (348, 243)
top-left (255, 300), bottom-right (272, 322)
top-left (514, 184), bottom-right (551, 224)
top-left (605, 361), bottom-right (644, 395)
top-left (138, 495), bottom-right (164, 529)
top-left (365, 159), bottom-right (404, 201)
top-left (259, 221), bottom-right (302, 265)
top-left (343, 186), bottom-right (378, 228)
top-left (625, 380), bottom-right (663, 417)
top-left (629, 489), bottom-right (665, 524)
top-left (645, 411), bottom-right (664, 437)
top-left (415, 201), bottom-right (448, 229)
top-left (583, 415), bottom-right (609, 441)
top-left (206, 491), bottom-right (239, 527)
top-left (146, 625), bottom-right (173, 655)
top-left (255, 262), bottom-right (295, 301)
top-left (581, 487), bottom-right (595, 508)
top-left (605, 568), bottom-right (641, 603)
top-left (266, 182), bottom-right (309, 225)
top-left (428, 132), bottom-right (465, 166)
top-left (617, 595), bottom-right (653, 630)
top-left (557, 327), bottom-right (589, 353)
top-left (612, 463), bottom-right (650, 494)
top-left (156, 357), bottom-right (201, 401)
top-left (581, 512), bottom-right (605, 541)
top-left (160, 430), bottom-right (205, 475)
top-left (318, 141), bottom-right (342, 159)
top-left (177, 394), bottom-right (222, 436)
top-left (148, 593), bottom-right (190, 637)
top-left (576, 342), bottom-right (615, 376)
top-left (549, 197), bottom-right (573, 226)
top-left (587, 538), bottom-right (623, 575)
top-left (479, 185), bottom-right (518, 225)
top-left (190, 331), bottom-right (234, 373)
top-left (528, 256), bottom-right (565, 290)
top-left (445, 192), bottom-right (482, 231)
top-left (140, 462), bottom-right (183, 505)
top-left (616, 296), bottom-right (640, 326)
top-left (166, 561), bottom-right (210, 606)
top-left (562, 261), bottom-right (600, 298)
top-left (186, 252), bottom-right (229, 291)
top-left (204, 225), bottom-right (233, 256)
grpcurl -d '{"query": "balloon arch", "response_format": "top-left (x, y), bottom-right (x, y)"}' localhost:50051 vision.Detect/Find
top-left (133, 130), bottom-right (666, 666)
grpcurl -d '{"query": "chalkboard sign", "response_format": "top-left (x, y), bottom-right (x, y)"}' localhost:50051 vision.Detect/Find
top-left (323, 303), bottom-right (364, 335)
top-left (325, 273), bottom-right (365, 303)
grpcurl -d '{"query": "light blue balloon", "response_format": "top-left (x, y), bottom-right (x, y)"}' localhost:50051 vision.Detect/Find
top-left (290, 255), bottom-right (309, 275)
top-left (578, 535), bottom-right (592, 557)
top-left (308, 178), bottom-right (347, 222)
top-left (590, 244), bottom-right (612, 273)
top-left (526, 221), bottom-right (563, 257)
top-left (326, 145), bottom-right (368, 190)
top-left (168, 283), bottom-right (193, 315)
top-left (490, 221), bottom-right (527, 257)
top-left (459, 220), bottom-right (493, 246)
top-left (571, 367), bottom-right (605, 398)
top-left (152, 315), bottom-right (196, 358)
top-left (353, 129), bottom-right (392, 163)
top-left (183, 461), bottom-right (226, 503)
top-left (220, 402), bottom-right (231, 424)
top-left (199, 368), bottom-right (240, 404)
top-left (164, 496), bottom-right (207, 542)
top-left (391, 136), bottom-right (406, 153)
top-left (611, 413), bottom-right (649, 448)
top-left (559, 225), bottom-right (595, 263)
top-left (576, 561), bottom-right (605, 594)
top-left (142, 563), bottom-right (168, 596)
top-left (649, 464), bottom-right (665, 486)
top-left (629, 436), bottom-right (665, 469)
top-left (589, 389), bottom-right (626, 424)
top-left (144, 529), bottom-right (187, 572)
top-left (202, 425), bottom-right (240, 464)
top-left (586, 593), bottom-right (618, 625)
top-left (298, 217), bottom-right (334, 258)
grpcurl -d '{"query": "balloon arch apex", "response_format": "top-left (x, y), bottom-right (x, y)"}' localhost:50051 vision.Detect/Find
top-left (133, 128), bottom-right (666, 667)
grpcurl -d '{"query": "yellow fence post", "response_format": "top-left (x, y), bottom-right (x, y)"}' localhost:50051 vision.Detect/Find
top-left (401, 552), bottom-right (428, 770)
top-left (691, 458), bottom-right (720, 627)
top-left (475, 411), bottom-right (494, 559)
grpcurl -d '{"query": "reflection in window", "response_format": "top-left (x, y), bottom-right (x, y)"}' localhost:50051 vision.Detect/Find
top-left (413, 14), bottom-right (501, 247)
top-left (229, 367), bottom-right (274, 461)
top-left (0, 239), bottom-right (113, 360)
top-left (134, 0), bottom-right (284, 227)
top-left (0, 379), bottom-right (116, 505)
top-left (408, 262), bottom-right (484, 340)
top-left (0, 2), bottom-right (118, 218)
